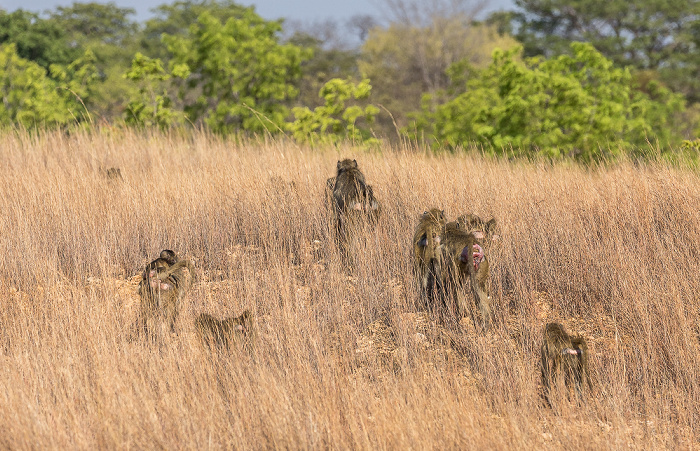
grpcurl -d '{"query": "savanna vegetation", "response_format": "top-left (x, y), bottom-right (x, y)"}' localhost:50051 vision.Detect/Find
top-left (1, 0), bottom-right (700, 162)
top-left (1, 0), bottom-right (700, 448)
top-left (0, 130), bottom-right (698, 448)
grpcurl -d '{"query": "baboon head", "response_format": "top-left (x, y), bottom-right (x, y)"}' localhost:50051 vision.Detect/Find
top-left (336, 159), bottom-right (358, 174)
top-left (455, 214), bottom-right (498, 242)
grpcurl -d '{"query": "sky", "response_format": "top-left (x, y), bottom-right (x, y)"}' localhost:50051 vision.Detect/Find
top-left (0, 0), bottom-right (514, 23)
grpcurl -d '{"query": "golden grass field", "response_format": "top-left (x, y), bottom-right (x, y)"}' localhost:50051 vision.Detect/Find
top-left (0, 130), bottom-right (698, 449)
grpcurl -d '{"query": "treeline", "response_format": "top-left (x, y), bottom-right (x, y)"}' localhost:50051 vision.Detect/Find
top-left (2, 0), bottom-right (700, 162)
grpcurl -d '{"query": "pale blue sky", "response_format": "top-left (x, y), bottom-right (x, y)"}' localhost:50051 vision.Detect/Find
top-left (0, 0), bottom-right (513, 22)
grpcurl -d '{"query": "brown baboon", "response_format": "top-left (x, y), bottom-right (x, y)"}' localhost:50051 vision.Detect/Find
top-left (195, 310), bottom-right (255, 350)
top-left (444, 214), bottom-right (497, 327)
top-left (452, 214), bottom-right (498, 242)
top-left (105, 167), bottom-right (123, 181)
top-left (413, 209), bottom-right (447, 309)
top-left (329, 159), bottom-right (381, 262)
top-left (540, 323), bottom-right (592, 406)
top-left (438, 226), bottom-right (491, 331)
top-left (137, 251), bottom-right (196, 337)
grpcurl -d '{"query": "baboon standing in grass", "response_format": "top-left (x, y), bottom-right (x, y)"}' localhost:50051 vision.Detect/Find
top-left (413, 209), bottom-right (446, 309)
top-left (195, 310), bottom-right (255, 350)
top-left (438, 226), bottom-right (491, 331)
top-left (540, 322), bottom-right (592, 406)
top-left (138, 250), bottom-right (196, 337)
top-left (328, 159), bottom-right (381, 263)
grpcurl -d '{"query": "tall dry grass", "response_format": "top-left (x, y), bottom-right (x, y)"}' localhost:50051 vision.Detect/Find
top-left (0, 129), bottom-right (698, 449)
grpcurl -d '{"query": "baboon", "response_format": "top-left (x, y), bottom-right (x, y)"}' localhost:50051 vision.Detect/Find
top-left (329, 159), bottom-right (381, 262)
top-left (446, 214), bottom-right (498, 242)
top-left (540, 323), bottom-right (592, 406)
top-left (413, 208), bottom-right (446, 308)
top-left (195, 310), bottom-right (255, 350)
top-left (444, 214), bottom-right (497, 326)
top-left (137, 251), bottom-right (196, 337)
top-left (105, 167), bottom-right (123, 181)
top-left (438, 226), bottom-right (491, 330)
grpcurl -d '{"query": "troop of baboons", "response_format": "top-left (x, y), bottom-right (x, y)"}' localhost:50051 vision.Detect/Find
top-left (132, 158), bottom-right (592, 405)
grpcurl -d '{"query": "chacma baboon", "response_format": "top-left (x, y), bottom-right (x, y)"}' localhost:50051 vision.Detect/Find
top-left (450, 214), bottom-right (498, 242)
top-left (329, 159), bottom-right (381, 262)
top-left (137, 250), bottom-right (196, 337)
top-left (413, 208), bottom-right (446, 308)
top-left (540, 323), bottom-right (592, 406)
top-left (438, 225), bottom-right (491, 330)
top-left (195, 310), bottom-right (255, 350)
top-left (105, 167), bottom-right (123, 181)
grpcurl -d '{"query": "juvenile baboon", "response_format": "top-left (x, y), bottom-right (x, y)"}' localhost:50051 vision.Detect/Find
top-left (413, 208), bottom-right (446, 308)
top-left (329, 159), bottom-right (381, 262)
top-left (540, 323), bottom-right (592, 406)
top-left (195, 310), bottom-right (255, 350)
top-left (137, 251), bottom-right (196, 337)
top-left (438, 226), bottom-right (491, 330)
top-left (453, 214), bottom-right (498, 242)
top-left (444, 214), bottom-right (497, 325)
top-left (105, 167), bottom-right (123, 181)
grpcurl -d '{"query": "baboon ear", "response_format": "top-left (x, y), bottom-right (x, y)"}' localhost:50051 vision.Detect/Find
top-left (337, 160), bottom-right (342, 170)
top-left (352, 159), bottom-right (358, 168)
top-left (486, 218), bottom-right (497, 234)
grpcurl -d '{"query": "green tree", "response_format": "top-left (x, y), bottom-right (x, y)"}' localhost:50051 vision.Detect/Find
top-left (48, 3), bottom-right (142, 121)
top-left (140, 0), bottom-right (250, 60)
top-left (288, 78), bottom-right (380, 147)
top-left (0, 43), bottom-right (96, 128)
top-left (123, 53), bottom-right (189, 129)
top-left (360, 16), bottom-right (518, 137)
top-left (418, 42), bottom-right (685, 162)
top-left (162, 10), bottom-right (310, 134)
top-left (0, 9), bottom-right (78, 69)
top-left (499, 0), bottom-right (700, 102)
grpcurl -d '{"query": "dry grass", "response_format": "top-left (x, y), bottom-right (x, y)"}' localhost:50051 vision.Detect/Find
top-left (0, 129), bottom-right (698, 449)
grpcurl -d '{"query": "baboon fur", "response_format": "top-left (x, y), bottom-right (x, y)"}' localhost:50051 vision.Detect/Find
top-left (137, 250), bottom-right (196, 337)
top-left (413, 208), bottom-right (446, 308)
top-left (438, 226), bottom-right (491, 330)
top-left (540, 322), bottom-right (592, 406)
top-left (329, 159), bottom-right (381, 262)
top-left (195, 310), bottom-right (255, 350)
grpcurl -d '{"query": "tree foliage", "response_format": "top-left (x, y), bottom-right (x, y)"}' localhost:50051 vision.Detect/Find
top-left (499, 0), bottom-right (700, 102)
top-left (288, 78), bottom-right (380, 147)
top-left (123, 53), bottom-right (189, 129)
top-left (0, 10), bottom-right (78, 69)
top-left (162, 10), bottom-right (310, 134)
top-left (417, 42), bottom-right (685, 162)
top-left (0, 44), bottom-right (97, 128)
top-left (360, 18), bottom-right (518, 135)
